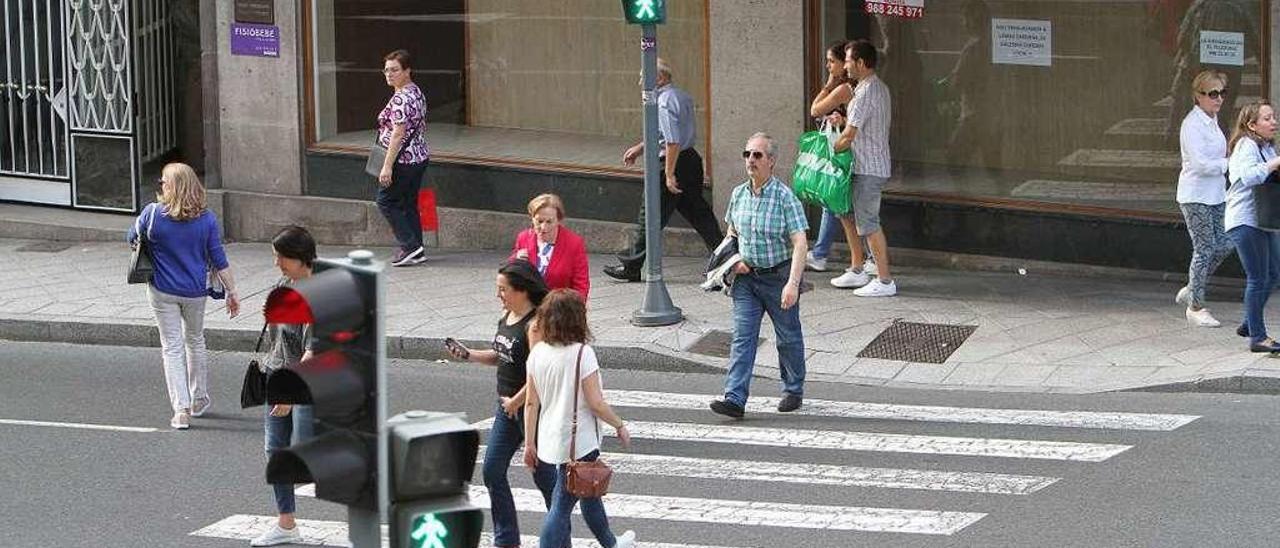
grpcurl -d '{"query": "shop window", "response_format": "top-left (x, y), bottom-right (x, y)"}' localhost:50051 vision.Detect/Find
top-left (814, 0), bottom-right (1266, 215)
top-left (308, 1), bottom-right (708, 174)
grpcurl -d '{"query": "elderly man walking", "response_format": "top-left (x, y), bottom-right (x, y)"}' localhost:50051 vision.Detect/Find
top-left (709, 133), bottom-right (809, 419)
top-left (604, 58), bottom-right (724, 282)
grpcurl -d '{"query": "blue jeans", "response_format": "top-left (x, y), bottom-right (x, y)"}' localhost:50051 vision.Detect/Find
top-left (264, 404), bottom-right (314, 514)
top-left (484, 400), bottom-right (558, 547)
top-left (724, 264), bottom-right (806, 407)
top-left (537, 450), bottom-right (617, 548)
top-left (1228, 225), bottom-right (1280, 342)
top-left (811, 208), bottom-right (840, 259)
top-left (375, 160), bottom-right (428, 252)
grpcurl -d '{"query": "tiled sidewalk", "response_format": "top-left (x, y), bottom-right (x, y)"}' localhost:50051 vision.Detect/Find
top-left (2, 237), bottom-right (1279, 394)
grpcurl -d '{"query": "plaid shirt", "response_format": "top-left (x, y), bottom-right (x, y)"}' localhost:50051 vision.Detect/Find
top-left (725, 175), bottom-right (808, 269)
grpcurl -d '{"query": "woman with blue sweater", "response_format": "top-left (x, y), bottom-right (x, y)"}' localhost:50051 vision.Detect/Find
top-left (1224, 102), bottom-right (1280, 352)
top-left (128, 163), bottom-right (240, 429)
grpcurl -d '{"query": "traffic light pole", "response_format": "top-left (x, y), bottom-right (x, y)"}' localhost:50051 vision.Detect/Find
top-left (632, 22), bottom-right (683, 327)
top-left (347, 250), bottom-right (385, 548)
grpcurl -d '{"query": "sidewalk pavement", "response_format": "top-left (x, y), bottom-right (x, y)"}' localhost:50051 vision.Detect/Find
top-left (2, 237), bottom-right (1279, 394)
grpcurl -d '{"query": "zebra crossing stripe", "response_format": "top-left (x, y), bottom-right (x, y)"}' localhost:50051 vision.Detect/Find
top-left (190, 513), bottom-right (748, 547)
top-left (479, 448), bottom-right (1059, 495)
top-left (295, 485), bottom-right (986, 535)
top-left (619, 420), bottom-right (1132, 462)
top-left (470, 486), bottom-right (986, 535)
top-left (603, 390), bottom-right (1200, 431)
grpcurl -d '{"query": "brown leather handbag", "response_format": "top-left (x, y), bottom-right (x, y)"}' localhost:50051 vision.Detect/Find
top-left (565, 344), bottom-right (613, 498)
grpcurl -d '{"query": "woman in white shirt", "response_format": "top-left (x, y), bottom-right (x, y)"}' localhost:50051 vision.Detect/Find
top-left (1175, 70), bottom-right (1234, 327)
top-left (1223, 101), bottom-right (1280, 352)
top-left (523, 289), bottom-right (636, 548)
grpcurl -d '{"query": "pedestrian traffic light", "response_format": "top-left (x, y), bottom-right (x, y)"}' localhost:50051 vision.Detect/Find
top-left (621, 0), bottom-right (665, 24)
top-left (388, 411), bottom-right (483, 548)
top-left (262, 250), bottom-right (386, 513)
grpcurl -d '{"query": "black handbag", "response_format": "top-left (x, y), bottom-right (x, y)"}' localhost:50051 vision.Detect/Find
top-left (1253, 148), bottom-right (1280, 229)
top-left (127, 204), bottom-right (157, 284)
top-left (239, 322), bottom-right (271, 408)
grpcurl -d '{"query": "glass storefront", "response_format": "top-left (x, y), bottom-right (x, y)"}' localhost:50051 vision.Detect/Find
top-left (306, 1), bottom-right (708, 175)
top-left (814, 0), bottom-right (1268, 216)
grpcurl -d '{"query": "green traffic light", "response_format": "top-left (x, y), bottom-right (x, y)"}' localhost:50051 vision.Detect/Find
top-left (622, 0), bottom-right (665, 24)
top-left (410, 513), bottom-right (449, 548)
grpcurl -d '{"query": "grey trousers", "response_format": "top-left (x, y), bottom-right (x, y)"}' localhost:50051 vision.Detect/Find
top-left (1179, 202), bottom-right (1234, 308)
top-left (147, 286), bottom-right (210, 413)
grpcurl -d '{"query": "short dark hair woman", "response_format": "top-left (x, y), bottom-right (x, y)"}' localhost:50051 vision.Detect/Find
top-left (444, 260), bottom-right (558, 547)
top-left (252, 225), bottom-right (318, 546)
top-left (375, 49), bottom-right (430, 267)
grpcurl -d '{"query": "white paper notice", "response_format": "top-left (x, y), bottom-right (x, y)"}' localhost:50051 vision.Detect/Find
top-left (992, 18), bottom-right (1052, 67)
top-left (1199, 31), bottom-right (1244, 66)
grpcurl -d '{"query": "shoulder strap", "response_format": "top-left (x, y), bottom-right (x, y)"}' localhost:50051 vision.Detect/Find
top-left (569, 343), bottom-right (585, 460)
top-left (146, 203), bottom-right (158, 240)
top-left (253, 322), bottom-right (270, 353)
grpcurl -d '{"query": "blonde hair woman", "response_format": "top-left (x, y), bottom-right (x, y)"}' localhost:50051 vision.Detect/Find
top-left (1223, 102), bottom-right (1280, 352)
top-left (127, 162), bottom-right (240, 429)
top-left (510, 193), bottom-right (590, 299)
top-left (1174, 70), bottom-right (1233, 327)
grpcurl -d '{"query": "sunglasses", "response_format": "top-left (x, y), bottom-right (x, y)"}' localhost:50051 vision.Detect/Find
top-left (742, 150), bottom-right (766, 160)
top-left (1199, 88), bottom-right (1229, 100)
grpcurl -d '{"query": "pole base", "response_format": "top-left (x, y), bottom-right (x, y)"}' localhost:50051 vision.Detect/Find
top-left (632, 279), bottom-right (683, 326)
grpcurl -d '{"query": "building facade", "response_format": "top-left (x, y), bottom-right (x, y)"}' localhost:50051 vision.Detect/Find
top-left (2, 1), bottom-right (1276, 272)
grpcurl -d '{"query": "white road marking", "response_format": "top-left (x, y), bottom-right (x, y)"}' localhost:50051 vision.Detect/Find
top-left (470, 417), bottom-right (495, 430)
top-left (0, 418), bottom-right (157, 433)
top-left (618, 421), bottom-right (1131, 462)
top-left (478, 448), bottom-right (1059, 495)
top-left (602, 390), bottom-right (1200, 431)
top-left (470, 486), bottom-right (985, 536)
top-left (191, 513), bottom-right (748, 547)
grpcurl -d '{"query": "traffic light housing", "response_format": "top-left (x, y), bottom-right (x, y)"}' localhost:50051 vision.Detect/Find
top-left (621, 0), bottom-right (665, 24)
top-left (389, 411), bottom-right (483, 548)
top-left (262, 251), bottom-right (385, 512)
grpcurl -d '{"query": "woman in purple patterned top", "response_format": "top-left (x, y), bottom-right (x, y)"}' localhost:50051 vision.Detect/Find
top-left (376, 49), bottom-right (430, 267)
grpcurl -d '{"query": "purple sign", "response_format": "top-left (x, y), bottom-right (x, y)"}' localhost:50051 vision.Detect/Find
top-left (230, 23), bottom-right (279, 57)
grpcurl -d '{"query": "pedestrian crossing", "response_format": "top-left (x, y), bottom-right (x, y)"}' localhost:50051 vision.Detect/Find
top-left (190, 389), bottom-right (1200, 546)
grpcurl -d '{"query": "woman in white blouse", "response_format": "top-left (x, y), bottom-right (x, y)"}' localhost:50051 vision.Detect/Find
top-left (1224, 101), bottom-right (1280, 352)
top-left (1174, 70), bottom-right (1232, 327)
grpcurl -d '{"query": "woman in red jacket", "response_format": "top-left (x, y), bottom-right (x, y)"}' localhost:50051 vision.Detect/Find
top-left (512, 193), bottom-right (590, 300)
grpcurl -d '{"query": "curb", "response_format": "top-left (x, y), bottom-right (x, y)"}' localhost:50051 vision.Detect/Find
top-left (0, 318), bottom-right (722, 375)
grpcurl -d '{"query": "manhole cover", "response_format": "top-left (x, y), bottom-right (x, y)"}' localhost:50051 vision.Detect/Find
top-left (687, 329), bottom-right (761, 358)
top-left (857, 321), bottom-right (977, 364)
top-left (16, 241), bottom-right (73, 253)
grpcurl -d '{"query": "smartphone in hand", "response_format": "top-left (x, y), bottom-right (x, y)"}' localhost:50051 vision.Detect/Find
top-left (444, 337), bottom-right (470, 360)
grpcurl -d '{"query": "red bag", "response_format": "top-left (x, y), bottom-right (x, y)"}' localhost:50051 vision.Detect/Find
top-left (417, 188), bottom-right (438, 231)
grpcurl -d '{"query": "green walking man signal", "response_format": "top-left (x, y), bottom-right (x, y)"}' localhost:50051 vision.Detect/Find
top-left (622, 0), bottom-right (665, 24)
top-left (409, 514), bottom-right (448, 548)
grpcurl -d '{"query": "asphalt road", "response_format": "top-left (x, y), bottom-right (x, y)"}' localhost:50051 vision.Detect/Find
top-left (2, 340), bottom-right (1280, 548)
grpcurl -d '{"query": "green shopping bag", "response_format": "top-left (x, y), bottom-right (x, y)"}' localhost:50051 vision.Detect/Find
top-left (791, 124), bottom-right (853, 215)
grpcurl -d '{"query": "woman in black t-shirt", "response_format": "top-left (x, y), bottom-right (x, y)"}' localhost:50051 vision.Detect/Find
top-left (445, 260), bottom-right (558, 548)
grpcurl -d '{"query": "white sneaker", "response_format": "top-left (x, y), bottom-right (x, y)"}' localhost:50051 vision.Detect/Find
top-left (191, 396), bottom-right (211, 417)
top-left (830, 268), bottom-right (871, 288)
top-left (170, 411), bottom-right (190, 430)
top-left (615, 530), bottom-right (637, 548)
top-left (1185, 307), bottom-right (1221, 328)
top-left (854, 279), bottom-right (898, 297)
top-left (250, 524), bottom-right (302, 547)
top-left (805, 251), bottom-right (828, 272)
top-left (1175, 286), bottom-right (1191, 306)
top-left (864, 258), bottom-right (878, 277)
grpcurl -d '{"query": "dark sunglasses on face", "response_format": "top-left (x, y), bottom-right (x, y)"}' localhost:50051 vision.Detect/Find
top-left (1199, 88), bottom-right (1228, 100)
top-left (742, 150), bottom-right (766, 160)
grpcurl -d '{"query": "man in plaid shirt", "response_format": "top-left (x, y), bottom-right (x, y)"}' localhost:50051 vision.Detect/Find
top-left (710, 132), bottom-right (810, 419)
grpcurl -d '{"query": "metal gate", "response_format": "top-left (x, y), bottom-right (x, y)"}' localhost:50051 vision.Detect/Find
top-left (0, 0), bottom-right (176, 212)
